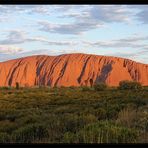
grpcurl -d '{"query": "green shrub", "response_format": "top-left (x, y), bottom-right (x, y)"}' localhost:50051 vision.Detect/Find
top-left (63, 132), bottom-right (76, 143)
top-left (0, 121), bottom-right (17, 134)
top-left (81, 86), bottom-right (91, 91)
top-left (74, 121), bottom-right (139, 143)
top-left (60, 114), bottom-right (97, 133)
top-left (18, 114), bottom-right (41, 125)
top-left (94, 83), bottom-right (107, 91)
top-left (12, 123), bottom-right (49, 143)
top-left (106, 104), bottom-right (121, 119)
top-left (6, 115), bottom-right (16, 122)
top-left (94, 108), bottom-right (107, 120)
top-left (1, 87), bottom-right (11, 90)
top-left (118, 81), bottom-right (142, 90)
top-left (0, 112), bottom-right (6, 121)
top-left (116, 107), bottom-right (137, 128)
top-left (0, 132), bottom-right (11, 143)
top-left (69, 86), bottom-right (76, 89)
top-left (0, 112), bottom-right (18, 122)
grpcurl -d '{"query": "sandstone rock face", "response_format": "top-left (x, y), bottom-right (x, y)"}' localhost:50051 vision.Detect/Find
top-left (0, 53), bottom-right (147, 87)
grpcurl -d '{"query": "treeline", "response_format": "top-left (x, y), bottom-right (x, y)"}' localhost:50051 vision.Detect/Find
top-left (0, 80), bottom-right (145, 90)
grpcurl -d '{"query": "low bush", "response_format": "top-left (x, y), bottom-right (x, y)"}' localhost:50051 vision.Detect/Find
top-left (68, 121), bottom-right (139, 143)
top-left (118, 81), bottom-right (142, 90)
top-left (94, 83), bottom-right (107, 91)
top-left (116, 107), bottom-right (137, 128)
top-left (12, 123), bottom-right (49, 143)
top-left (0, 87), bottom-right (11, 90)
top-left (0, 132), bottom-right (11, 143)
top-left (0, 85), bottom-right (147, 143)
top-left (63, 132), bottom-right (76, 143)
top-left (81, 86), bottom-right (92, 91)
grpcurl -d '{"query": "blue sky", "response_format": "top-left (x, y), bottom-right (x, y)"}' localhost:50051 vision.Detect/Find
top-left (0, 5), bottom-right (148, 64)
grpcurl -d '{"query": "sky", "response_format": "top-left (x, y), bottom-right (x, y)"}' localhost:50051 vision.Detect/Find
top-left (0, 5), bottom-right (148, 64)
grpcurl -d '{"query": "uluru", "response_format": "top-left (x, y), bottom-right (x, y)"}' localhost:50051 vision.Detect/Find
top-left (0, 53), bottom-right (148, 87)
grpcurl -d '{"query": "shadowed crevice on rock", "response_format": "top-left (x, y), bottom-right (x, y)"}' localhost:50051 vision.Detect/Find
top-left (54, 60), bottom-right (69, 87)
top-left (95, 63), bottom-right (112, 83)
top-left (8, 60), bottom-right (23, 86)
top-left (77, 56), bottom-right (91, 84)
top-left (36, 57), bottom-right (49, 86)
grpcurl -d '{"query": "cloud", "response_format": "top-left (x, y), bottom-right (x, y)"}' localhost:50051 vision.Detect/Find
top-left (0, 5), bottom-right (51, 16)
top-left (38, 5), bottom-right (134, 35)
top-left (28, 37), bottom-right (78, 46)
top-left (0, 30), bottom-right (27, 45)
top-left (136, 9), bottom-right (148, 24)
top-left (0, 45), bottom-right (24, 54)
top-left (103, 49), bottom-right (148, 63)
top-left (82, 34), bottom-right (148, 64)
top-left (103, 52), bottom-right (137, 60)
top-left (0, 30), bottom-right (78, 46)
top-left (23, 49), bottom-right (78, 56)
top-left (114, 35), bottom-right (148, 42)
top-left (39, 20), bottom-right (104, 35)
top-left (89, 5), bottom-right (132, 23)
top-left (127, 5), bottom-right (148, 24)
top-left (83, 35), bottom-right (148, 49)
top-left (63, 5), bottom-right (132, 23)
top-left (0, 16), bottom-right (8, 22)
top-left (1, 5), bottom-right (147, 36)
top-left (59, 5), bottom-right (132, 24)
top-left (0, 48), bottom-right (79, 62)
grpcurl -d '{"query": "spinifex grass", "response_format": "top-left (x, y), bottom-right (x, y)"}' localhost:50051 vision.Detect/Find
top-left (0, 86), bottom-right (147, 143)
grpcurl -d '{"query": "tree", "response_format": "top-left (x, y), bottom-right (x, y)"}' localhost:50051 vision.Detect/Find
top-left (118, 80), bottom-right (142, 90)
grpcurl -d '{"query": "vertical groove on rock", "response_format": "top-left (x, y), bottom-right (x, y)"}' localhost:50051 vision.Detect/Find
top-left (8, 60), bottom-right (23, 86)
top-left (77, 56), bottom-right (91, 84)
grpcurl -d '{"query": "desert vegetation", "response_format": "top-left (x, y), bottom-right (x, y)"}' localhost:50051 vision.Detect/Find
top-left (118, 80), bottom-right (142, 90)
top-left (0, 81), bottom-right (147, 143)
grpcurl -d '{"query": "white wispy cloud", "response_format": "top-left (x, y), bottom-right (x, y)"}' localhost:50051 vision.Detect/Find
top-left (0, 5), bottom-right (51, 16)
top-left (127, 5), bottom-right (148, 24)
top-left (0, 5), bottom-right (147, 35)
top-left (28, 37), bottom-right (78, 46)
top-left (0, 48), bottom-right (79, 62)
top-left (0, 30), bottom-right (78, 46)
top-left (0, 30), bottom-right (27, 44)
top-left (38, 20), bottom-right (104, 35)
top-left (38, 5), bottom-right (134, 35)
top-left (0, 45), bottom-right (24, 54)
top-left (83, 35), bottom-right (148, 49)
